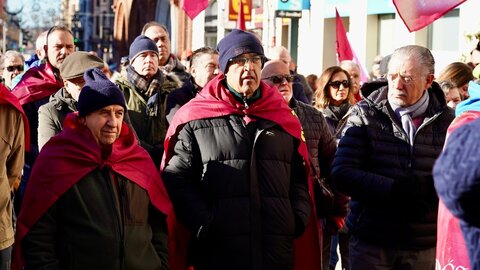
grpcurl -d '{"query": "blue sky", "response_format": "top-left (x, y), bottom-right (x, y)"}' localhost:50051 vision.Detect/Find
top-left (6, 0), bottom-right (61, 28)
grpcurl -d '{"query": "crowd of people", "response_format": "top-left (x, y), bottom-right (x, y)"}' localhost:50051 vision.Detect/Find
top-left (0, 22), bottom-right (479, 270)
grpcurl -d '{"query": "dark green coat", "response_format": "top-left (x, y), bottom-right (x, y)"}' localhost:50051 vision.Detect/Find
top-left (22, 168), bottom-right (169, 270)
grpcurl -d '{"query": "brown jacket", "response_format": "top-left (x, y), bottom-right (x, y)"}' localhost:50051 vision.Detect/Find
top-left (0, 104), bottom-right (25, 249)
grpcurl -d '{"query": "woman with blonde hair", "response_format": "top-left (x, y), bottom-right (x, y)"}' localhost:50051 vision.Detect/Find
top-left (314, 66), bottom-right (355, 134)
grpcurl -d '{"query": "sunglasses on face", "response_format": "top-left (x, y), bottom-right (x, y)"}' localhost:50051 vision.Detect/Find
top-left (6, 65), bottom-right (24, 72)
top-left (264, 75), bottom-right (295, 84)
top-left (328, 80), bottom-right (350, 89)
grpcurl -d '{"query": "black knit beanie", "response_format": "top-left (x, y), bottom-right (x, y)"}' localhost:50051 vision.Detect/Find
top-left (217, 29), bottom-right (264, 73)
top-left (78, 68), bottom-right (127, 117)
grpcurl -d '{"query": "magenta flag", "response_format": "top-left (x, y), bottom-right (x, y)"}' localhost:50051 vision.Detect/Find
top-left (335, 8), bottom-right (369, 83)
top-left (335, 8), bottom-right (354, 62)
top-left (237, 0), bottom-right (246, 30)
top-left (183, 0), bottom-right (209, 20)
top-left (393, 0), bottom-right (467, 32)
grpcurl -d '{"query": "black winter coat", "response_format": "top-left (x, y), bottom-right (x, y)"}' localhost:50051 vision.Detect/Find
top-left (290, 99), bottom-right (348, 219)
top-left (162, 114), bottom-right (310, 270)
top-left (332, 81), bottom-right (454, 249)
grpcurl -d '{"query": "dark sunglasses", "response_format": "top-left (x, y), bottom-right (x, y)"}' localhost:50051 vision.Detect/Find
top-left (264, 75), bottom-right (295, 84)
top-left (6, 65), bottom-right (24, 72)
top-left (328, 80), bottom-right (350, 89)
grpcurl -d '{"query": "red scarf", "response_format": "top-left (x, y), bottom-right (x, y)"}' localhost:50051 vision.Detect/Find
top-left (0, 84), bottom-right (30, 150)
top-left (13, 112), bottom-right (172, 270)
top-left (161, 74), bottom-right (322, 270)
top-left (11, 62), bottom-right (63, 105)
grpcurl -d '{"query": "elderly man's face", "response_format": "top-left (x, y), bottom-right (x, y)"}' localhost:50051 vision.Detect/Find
top-left (387, 56), bottom-right (434, 107)
top-left (46, 30), bottom-right (75, 70)
top-left (2, 56), bottom-right (24, 88)
top-left (342, 65), bottom-right (361, 95)
top-left (131, 51), bottom-right (159, 79)
top-left (82, 105), bottom-right (124, 147)
top-left (225, 53), bottom-right (263, 97)
top-left (143, 25), bottom-right (171, 66)
top-left (261, 61), bottom-right (293, 103)
top-left (191, 53), bottom-right (219, 88)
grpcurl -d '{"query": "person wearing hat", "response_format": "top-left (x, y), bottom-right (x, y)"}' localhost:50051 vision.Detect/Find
top-left (15, 68), bottom-right (171, 270)
top-left (161, 29), bottom-right (321, 270)
top-left (115, 35), bottom-right (181, 166)
top-left (37, 51), bottom-right (105, 150)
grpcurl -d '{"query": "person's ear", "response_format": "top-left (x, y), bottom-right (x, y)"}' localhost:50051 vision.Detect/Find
top-left (425, 73), bottom-right (435, 89)
top-left (78, 115), bottom-right (87, 126)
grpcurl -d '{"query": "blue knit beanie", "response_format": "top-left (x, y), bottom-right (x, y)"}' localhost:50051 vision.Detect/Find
top-left (78, 68), bottom-right (127, 117)
top-left (217, 29), bottom-right (264, 73)
top-left (129, 35), bottom-right (159, 62)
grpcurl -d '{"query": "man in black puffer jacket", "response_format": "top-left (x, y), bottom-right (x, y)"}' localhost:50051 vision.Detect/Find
top-left (332, 45), bottom-right (454, 270)
top-left (262, 60), bottom-right (349, 270)
top-left (162, 30), bottom-right (320, 270)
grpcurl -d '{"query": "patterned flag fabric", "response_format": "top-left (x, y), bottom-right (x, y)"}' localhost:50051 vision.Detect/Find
top-left (183, 0), bottom-right (209, 20)
top-left (393, 0), bottom-right (467, 32)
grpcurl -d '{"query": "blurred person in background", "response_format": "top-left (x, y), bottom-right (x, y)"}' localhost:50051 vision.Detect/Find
top-left (306, 74), bottom-right (318, 94)
top-left (439, 80), bottom-right (462, 109)
top-left (339, 60), bottom-right (362, 103)
top-left (1, 51), bottom-right (25, 90)
top-left (437, 62), bottom-right (474, 100)
top-left (268, 46), bottom-right (311, 104)
top-left (142, 21), bottom-right (190, 84)
top-left (166, 46), bottom-right (219, 123)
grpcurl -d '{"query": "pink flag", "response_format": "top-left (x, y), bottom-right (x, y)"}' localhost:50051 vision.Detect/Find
top-left (237, 0), bottom-right (246, 30)
top-left (183, 0), bottom-right (209, 20)
top-left (393, 0), bottom-right (466, 32)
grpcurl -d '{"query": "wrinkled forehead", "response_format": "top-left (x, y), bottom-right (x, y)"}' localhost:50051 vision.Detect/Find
top-left (388, 55), bottom-right (417, 74)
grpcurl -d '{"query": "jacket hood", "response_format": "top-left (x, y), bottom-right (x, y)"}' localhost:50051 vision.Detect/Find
top-left (455, 81), bottom-right (480, 116)
top-left (49, 88), bottom-right (77, 112)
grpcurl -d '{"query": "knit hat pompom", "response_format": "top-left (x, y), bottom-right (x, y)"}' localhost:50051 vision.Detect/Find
top-left (78, 68), bottom-right (126, 116)
top-left (129, 35), bottom-right (159, 62)
top-left (217, 29), bottom-right (264, 73)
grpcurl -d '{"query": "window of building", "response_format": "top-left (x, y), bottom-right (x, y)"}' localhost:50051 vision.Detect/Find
top-left (377, 14), bottom-right (395, 57)
top-left (428, 9), bottom-right (459, 51)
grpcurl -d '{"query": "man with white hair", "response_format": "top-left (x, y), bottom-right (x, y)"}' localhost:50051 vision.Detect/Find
top-left (333, 45), bottom-right (454, 269)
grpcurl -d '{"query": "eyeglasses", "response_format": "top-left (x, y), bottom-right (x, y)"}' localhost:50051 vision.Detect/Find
top-left (387, 73), bottom-right (416, 85)
top-left (228, 55), bottom-right (263, 66)
top-left (264, 75), bottom-right (295, 84)
top-left (6, 65), bottom-right (24, 72)
top-left (328, 80), bottom-right (350, 89)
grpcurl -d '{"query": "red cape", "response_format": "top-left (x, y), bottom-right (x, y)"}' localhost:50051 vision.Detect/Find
top-left (13, 112), bottom-right (172, 270)
top-left (0, 84), bottom-right (30, 150)
top-left (11, 62), bottom-right (63, 105)
top-left (161, 74), bottom-right (322, 270)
